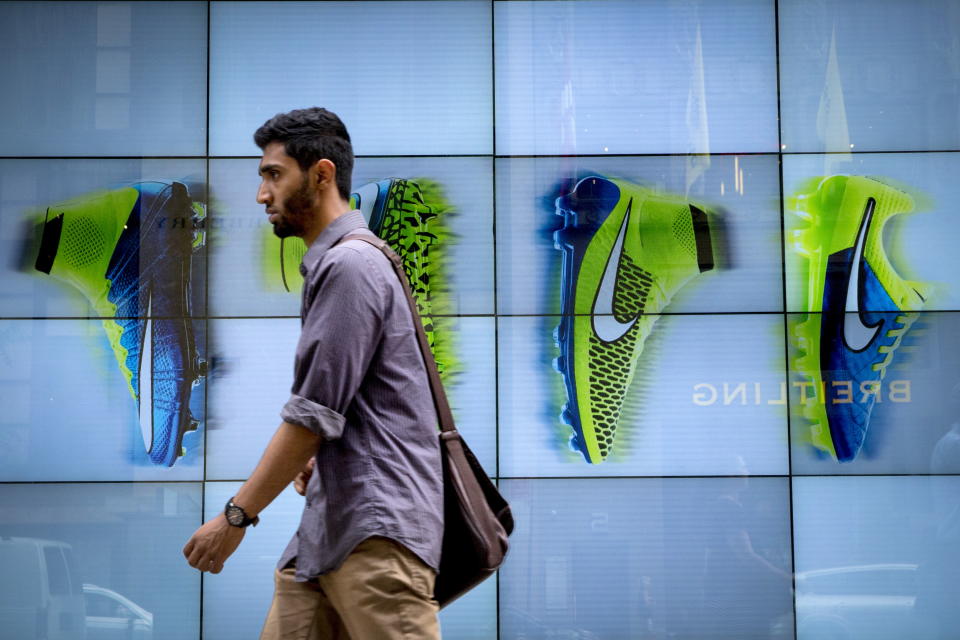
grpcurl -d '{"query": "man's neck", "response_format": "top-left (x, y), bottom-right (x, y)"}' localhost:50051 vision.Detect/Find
top-left (303, 198), bottom-right (352, 247)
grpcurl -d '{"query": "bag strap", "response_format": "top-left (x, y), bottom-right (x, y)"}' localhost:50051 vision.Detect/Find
top-left (339, 233), bottom-right (456, 433)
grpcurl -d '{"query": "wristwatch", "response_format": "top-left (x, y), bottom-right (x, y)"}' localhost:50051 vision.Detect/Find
top-left (224, 497), bottom-right (259, 528)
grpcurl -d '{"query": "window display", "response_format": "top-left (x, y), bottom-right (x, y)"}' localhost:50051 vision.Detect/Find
top-left (2, 1), bottom-right (959, 638)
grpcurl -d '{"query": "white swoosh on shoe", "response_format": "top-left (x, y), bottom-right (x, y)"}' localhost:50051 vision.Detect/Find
top-left (592, 201), bottom-right (639, 343)
top-left (138, 292), bottom-right (153, 453)
top-left (843, 199), bottom-right (882, 352)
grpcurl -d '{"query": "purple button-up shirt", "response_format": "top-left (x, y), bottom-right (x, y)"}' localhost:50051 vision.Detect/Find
top-left (277, 210), bottom-right (443, 580)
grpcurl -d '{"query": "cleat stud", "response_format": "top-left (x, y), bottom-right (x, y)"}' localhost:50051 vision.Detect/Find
top-left (568, 433), bottom-right (585, 454)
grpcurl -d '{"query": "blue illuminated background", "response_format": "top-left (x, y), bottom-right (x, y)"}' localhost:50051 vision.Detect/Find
top-left (2, 1), bottom-right (960, 639)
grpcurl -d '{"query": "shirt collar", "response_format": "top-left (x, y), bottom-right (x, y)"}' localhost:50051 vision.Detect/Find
top-left (299, 210), bottom-right (369, 276)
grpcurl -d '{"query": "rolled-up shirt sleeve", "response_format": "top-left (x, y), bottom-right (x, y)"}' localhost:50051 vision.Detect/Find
top-left (280, 245), bottom-right (388, 440)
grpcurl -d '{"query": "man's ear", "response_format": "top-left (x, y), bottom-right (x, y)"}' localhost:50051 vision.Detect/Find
top-left (313, 159), bottom-right (337, 193)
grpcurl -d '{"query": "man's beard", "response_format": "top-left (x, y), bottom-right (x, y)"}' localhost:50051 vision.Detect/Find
top-left (272, 176), bottom-right (313, 239)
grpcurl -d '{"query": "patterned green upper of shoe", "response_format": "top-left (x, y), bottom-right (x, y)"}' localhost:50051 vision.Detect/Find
top-left (262, 178), bottom-right (457, 378)
top-left (35, 187), bottom-right (141, 395)
top-left (556, 176), bottom-right (713, 463)
top-left (571, 183), bottom-right (705, 318)
top-left (40, 187), bottom-right (140, 317)
top-left (791, 175), bottom-right (928, 314)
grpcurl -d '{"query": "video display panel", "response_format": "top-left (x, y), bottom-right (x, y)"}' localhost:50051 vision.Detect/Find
top-left (793, 476), bottom-right (960, 639)
top-left (495, 154), bottom-right (784, 316)
top-left (0, 159), bottom-right (207, 319)
top-left (3, 0), bottom-right (959, 638)
top-left (201, 482), bottom-right (496, 640)
top-left (494, 0), bottom-right (779, 156)
top-left (779, 0), bottom-right (960, 153)
top-left (0, 158), bottom-right (208, 480)
top-left (200, 483), bottom-right (304, 639)
top-left (0, 1), bottom-right (207, 157)
top-left (209, 1), bottom-right (492, 157)
top-left (789, 310), bottom-right (960, 475)
top-left (208, 157), bottom-right (494, 318)
top-left (207, 316), bottom-right (496, 479)
top-left (498, 313), bottom-right (788, 477)
top-left (0, 317), bottom-right (205, 482)
top-left (501, 477), bottom-right (794, 639)
top-left (783, 152), bottom-right (960, 314)
top-left (0, 482), bottom-right (202, 639)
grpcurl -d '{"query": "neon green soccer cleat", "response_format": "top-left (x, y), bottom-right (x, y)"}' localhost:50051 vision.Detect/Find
top-left (553, 176), bottom-right (714, 463)
top-left (790, 175), bottom-right (931, 461)
top-left (33, 181), bottom-right (205, 466)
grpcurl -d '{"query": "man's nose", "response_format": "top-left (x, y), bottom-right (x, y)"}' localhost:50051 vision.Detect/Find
top-left (256, 183), bottom-right (271, 205)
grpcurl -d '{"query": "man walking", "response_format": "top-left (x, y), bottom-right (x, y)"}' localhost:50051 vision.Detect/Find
top-left (183, 107), bottom-right (444, 639)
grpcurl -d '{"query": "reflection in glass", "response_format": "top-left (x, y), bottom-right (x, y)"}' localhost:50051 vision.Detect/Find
top-left (0, 538), bottom-right (86, 639)
top-left (0, 483), bottom-right (201, 639)
top-left (794, 476), bottom-right (960, 639)
top-left (779, 0), bottom-right (960, 153)
top-left (501, 478), bottom-right (793, 639)
top-left (84, 583), bottom-right (154, 640)
top-left (209, 1), bottom-right (492, 156)
top-left (494, 0), bottom-right (778, 155)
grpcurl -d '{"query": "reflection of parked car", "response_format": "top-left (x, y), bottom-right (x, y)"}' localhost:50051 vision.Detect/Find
top-left (795, 564), bottom-right (917, 640)
top-left (0, 537), bottom-right (86, 640)
top-left (83, 584), bottom-right (153, 640)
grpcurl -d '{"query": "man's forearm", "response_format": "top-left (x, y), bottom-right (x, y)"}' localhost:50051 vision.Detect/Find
top-left (232, 421), bottom-right (320, 518)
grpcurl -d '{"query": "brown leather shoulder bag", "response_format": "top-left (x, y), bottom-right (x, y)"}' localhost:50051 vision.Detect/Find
top-left (341, 233), bottom-right (513, 608)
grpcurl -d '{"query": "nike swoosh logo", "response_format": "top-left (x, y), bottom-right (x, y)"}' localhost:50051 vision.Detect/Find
top-left (592, 200), bottom-right (638, 343)
top-left (138, 292), bottom-right (153, 454)
top-left (843, 198), bottom-right (882, 351)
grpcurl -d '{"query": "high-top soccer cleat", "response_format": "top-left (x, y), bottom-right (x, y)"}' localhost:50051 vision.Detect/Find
top-left (554, 176), bottom-right (714, 463)
top-left (264, 178), bottom-right (456, 376)
top-left (34, 181), bottom-right (204, 466)
top-left (791, 175), bottom-right (930, 462)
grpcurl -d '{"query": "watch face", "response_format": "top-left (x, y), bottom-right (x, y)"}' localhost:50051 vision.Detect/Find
top-left (225, 504), bottom-right (244, 526)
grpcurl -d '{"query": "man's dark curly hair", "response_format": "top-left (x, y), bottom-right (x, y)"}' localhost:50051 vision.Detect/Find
top-left (253, 107), bottom-right (354, 201)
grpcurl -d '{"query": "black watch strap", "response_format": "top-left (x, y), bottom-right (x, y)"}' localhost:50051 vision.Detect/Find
top-left (224, 497), bottom-right (259, 528)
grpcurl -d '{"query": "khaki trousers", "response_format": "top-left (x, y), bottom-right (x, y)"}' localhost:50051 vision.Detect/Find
top-left (259, 537), bottom-right (441, 640)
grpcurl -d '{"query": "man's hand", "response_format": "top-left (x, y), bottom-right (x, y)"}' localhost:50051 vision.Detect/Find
top-left (183, 515), bottom-right (246, 574)
top-left (180, 422), bottom-right (318, 573)
top-left (294, 457), bottom-right (316, 496)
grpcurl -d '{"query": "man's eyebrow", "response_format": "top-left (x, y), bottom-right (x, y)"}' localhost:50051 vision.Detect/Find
top-left (258, 163), bottom-right (282, 175)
